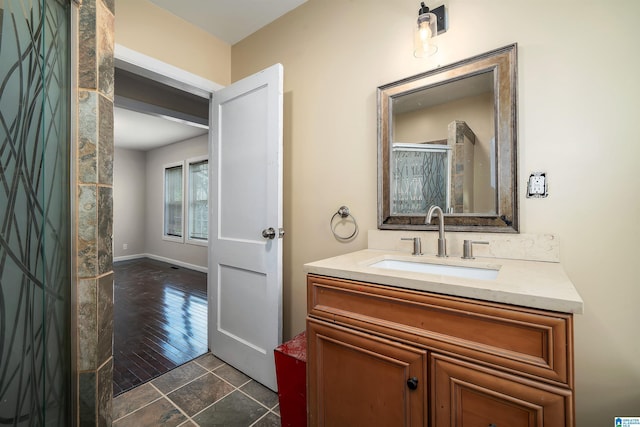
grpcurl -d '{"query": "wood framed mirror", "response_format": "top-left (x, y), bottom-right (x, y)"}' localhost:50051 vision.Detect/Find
top-left (377, 44), bottom-right (518, 232)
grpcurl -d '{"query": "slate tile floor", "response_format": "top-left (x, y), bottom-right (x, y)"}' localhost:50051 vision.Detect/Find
top-left (113, 353), bottom-right (281, 426)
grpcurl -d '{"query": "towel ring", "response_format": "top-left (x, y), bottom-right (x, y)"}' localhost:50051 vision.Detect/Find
top-left (330, 206), bottom-right (359, 241)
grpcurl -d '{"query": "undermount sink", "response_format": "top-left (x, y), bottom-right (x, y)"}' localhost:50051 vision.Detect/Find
top-left (369, 259), bottom-right (500, 281)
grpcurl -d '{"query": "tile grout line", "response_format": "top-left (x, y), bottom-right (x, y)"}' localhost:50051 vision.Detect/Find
top-left (112, 393), bottom-right (165, 424)
top-left (188, 362), bottom-right (281, 423)
top-left (156, 369), bottom-right (212, 395)
top-left (114, 355), bottom-right (281, 426)
top-left (151, 382), bottom-right (199, 427)
top-left (163, 360), bottom-right (252, 422)
top-left (185, 372), bottom-right (252, 420)
top-left (235, 386), bottom-right (279, 412)
top-left (112, 366), bottom-right (211, 424)
top-left (249, 411), bottom-right (272, 427)
top-left (196, 357), bottom-right (282, 415)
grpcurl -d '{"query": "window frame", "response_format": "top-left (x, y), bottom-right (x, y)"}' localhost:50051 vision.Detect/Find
top-left (162, 161), bottom-right (185, 243)
top-left (186, 155), bottom-right (209, 246)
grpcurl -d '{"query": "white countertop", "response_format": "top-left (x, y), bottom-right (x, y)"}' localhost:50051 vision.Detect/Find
top-left (304, 249), bottom-right (584, 314)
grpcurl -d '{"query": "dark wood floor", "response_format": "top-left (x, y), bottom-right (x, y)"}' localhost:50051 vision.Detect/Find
top-left (113, 258), bottom-right (208, 396)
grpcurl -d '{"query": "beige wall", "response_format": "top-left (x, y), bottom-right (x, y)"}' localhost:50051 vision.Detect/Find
top-left (114, 0), bottom-right (231, 85)
top-left (394, 93), bottom-right (493, 144)
top-left (231, 0), bottom-right (640, 423)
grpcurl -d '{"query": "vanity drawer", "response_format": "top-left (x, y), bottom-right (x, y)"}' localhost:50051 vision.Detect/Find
top-left (307, 274), bottom-right (572, 386)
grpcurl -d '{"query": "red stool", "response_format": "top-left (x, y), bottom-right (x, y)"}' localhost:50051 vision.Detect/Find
top-left (274, 331), bottom-right (307, 427)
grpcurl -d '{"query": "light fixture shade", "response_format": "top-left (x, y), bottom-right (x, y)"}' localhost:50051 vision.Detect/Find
top-left (414, 11), bottom-right (438, 58)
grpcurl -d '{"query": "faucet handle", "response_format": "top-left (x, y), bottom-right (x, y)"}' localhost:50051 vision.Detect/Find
top-left (462, 240), bottom-right (489, 260)
top-left (401, 237), bottom-right (423, 256)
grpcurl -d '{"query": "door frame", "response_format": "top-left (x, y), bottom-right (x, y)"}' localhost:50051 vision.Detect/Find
top-left (112, 47), bottom-right (284, 389)
top-left (114, 44), bottom-right (223, 98)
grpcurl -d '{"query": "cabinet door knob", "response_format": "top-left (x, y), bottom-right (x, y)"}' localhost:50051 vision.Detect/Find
top-left (406, 377), bottom-right (419, 390)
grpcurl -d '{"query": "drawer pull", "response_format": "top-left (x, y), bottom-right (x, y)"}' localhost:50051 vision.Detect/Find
top-left (406, 377), bottom-right (419, 390)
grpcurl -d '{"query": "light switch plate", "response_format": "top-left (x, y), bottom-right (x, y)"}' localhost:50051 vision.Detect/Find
top-left (527, 172), bottom-right (548, 198)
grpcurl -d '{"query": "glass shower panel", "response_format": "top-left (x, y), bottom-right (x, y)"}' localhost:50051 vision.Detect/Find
top-left (391, 143), bottom-right (450, 215)
top-left (0, 0), bottom-right (71, 425)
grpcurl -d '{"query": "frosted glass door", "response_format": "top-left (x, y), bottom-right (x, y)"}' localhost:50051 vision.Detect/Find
top-left (0, 1), bottom-right (71, 424)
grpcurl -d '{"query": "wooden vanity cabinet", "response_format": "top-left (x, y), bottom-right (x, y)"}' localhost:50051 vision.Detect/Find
top-left (307, 319), bottom-right (427, 426)
top-left (431, 353), bottom-right (572, 427)
top-left (306, 274), bottom-right (575, 427)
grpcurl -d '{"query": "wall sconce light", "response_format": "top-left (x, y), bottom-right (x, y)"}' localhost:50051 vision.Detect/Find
top-left (413, 2), bottom-right (447, 58)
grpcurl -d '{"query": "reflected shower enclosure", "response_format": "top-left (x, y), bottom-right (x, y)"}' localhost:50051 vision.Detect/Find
top-left (392, 143), bottom-right (450, 214)
top-left (391, 120), bottom-right (481, 216)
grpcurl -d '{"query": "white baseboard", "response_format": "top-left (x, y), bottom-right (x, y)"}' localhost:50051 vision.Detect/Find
top-left (113, 253), bottom-right (208, 274)
top-left (113, 254), bottom-right (145, 262)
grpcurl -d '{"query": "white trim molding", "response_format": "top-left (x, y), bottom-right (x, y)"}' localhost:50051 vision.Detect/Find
top-left (113, 253), bottom-right (208, 274)
top-left (114, 44), bottom-right (223, 98)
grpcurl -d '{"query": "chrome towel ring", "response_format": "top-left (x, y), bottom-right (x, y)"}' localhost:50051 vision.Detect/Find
top-left (330, 206), bottom-right (359, 241)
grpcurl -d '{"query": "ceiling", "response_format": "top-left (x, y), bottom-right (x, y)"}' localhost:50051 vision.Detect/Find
top-left (114, 107), bottom-right (208, 151)
top-left (393, 71), bottom-right (494, 114)
top-left (147, 0), bottom-right (308, 45)
top-left (115, 0), bottom-right (308, 151)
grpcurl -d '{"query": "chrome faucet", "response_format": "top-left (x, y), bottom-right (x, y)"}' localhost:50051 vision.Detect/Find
top-left (426, 205), bottom-right (447, 257)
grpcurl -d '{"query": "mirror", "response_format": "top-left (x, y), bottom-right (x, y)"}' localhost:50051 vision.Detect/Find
top-left (378, 44), bottom-right (518, 232)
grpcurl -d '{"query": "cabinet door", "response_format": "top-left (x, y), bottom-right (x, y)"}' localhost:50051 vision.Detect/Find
top-left (431, 354), bottom-right (573, 427)
top-left (307, 319), bottom-right (428, 427)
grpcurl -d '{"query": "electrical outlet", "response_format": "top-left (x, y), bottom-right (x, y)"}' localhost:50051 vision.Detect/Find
top-left (527, 172), bottom-right (548, 198)
top-left (123, 243), bottom-right (128, 250)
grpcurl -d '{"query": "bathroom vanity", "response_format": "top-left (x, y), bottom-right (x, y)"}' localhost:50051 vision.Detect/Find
top-left (305, 43), bottom-right (581, 426)
top-left (304, 234), bottom-right (583, 427)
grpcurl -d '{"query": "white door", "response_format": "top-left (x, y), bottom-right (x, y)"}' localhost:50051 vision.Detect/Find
top-left (209, 64), bottom-right (283, 390)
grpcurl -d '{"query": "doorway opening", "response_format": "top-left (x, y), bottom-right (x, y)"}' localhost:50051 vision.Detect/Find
top-left (111, 47), bottom-right (284, 406)
top-left (112, 55), bottom-right (212, 396)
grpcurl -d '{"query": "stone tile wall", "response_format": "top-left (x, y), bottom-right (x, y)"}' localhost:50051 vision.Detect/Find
top-left (447, 120), bottom-right (476, 213)
top-left (76, 0), bottom-right (115, 425)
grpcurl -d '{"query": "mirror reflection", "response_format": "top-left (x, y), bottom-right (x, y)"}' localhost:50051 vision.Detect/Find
top-left (378, 44), bottom-right (518, 232)
top-left (391, 72), bottom-right (495, 215)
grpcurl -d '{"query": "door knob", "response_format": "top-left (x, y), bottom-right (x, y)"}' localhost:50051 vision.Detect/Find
top-left (262, 227), bottom-right (276, 239)
top-left (262, 227), bottom-right (285, 239)
top-left (406, 377), bottom-right (419, 390)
